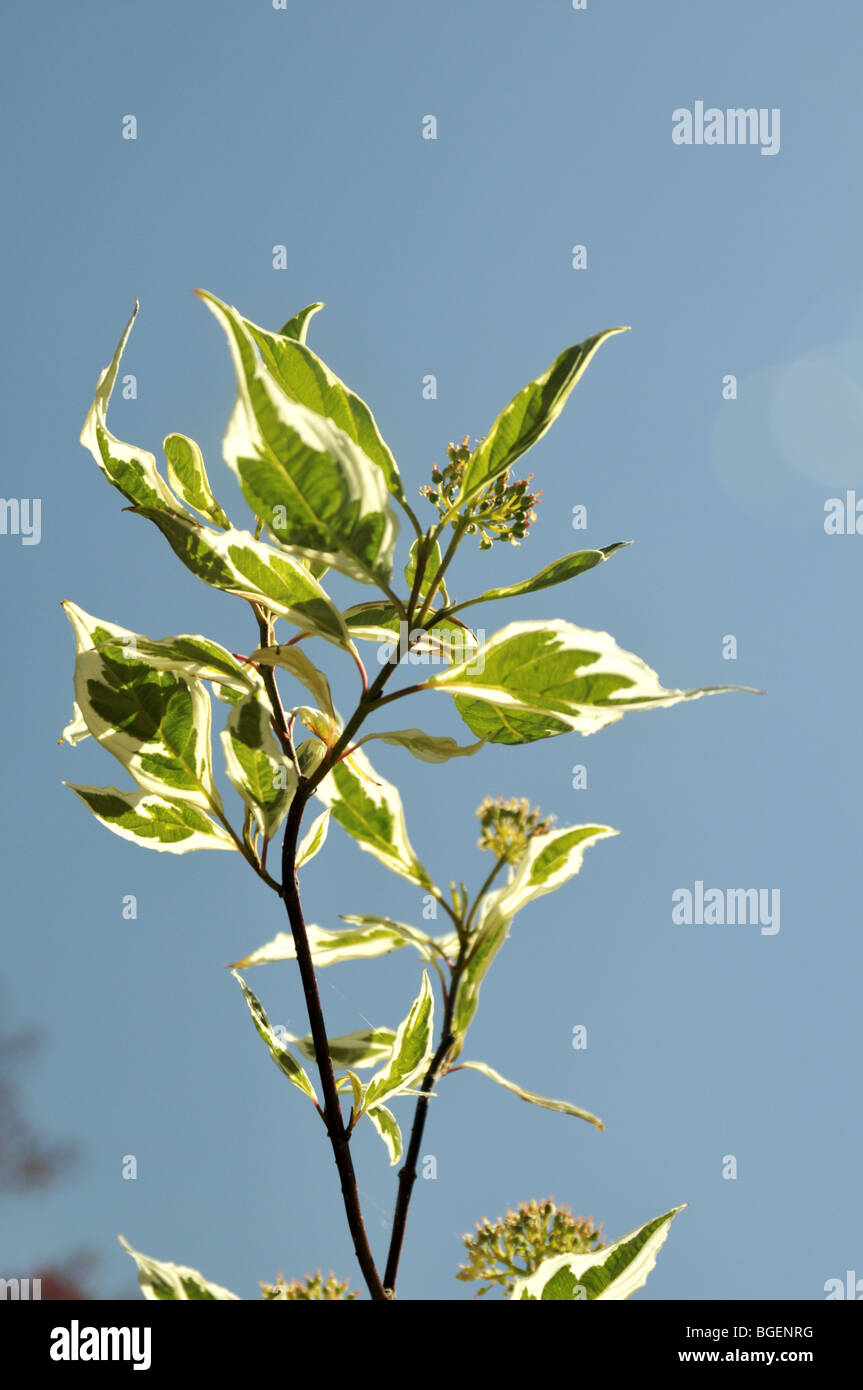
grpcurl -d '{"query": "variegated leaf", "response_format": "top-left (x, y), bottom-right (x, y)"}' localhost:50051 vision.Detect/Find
top-left (63, 603), bottom-right (222, 814)
top-left (449, 543), bottom-right (631, 616)
top-left (250, 645), bottom-right (335, 722)
top-left (456, 1060), bottom-right (602, 1130)
top-left (119, 1237), bottom-right (239, 1301)
top-left (131, 508), bottom-right (352, 649)
top-left (220, 691), bottom-right (296, 838)
top-left (231, 971), bottom-right (318, 1104)
top-left (459, 328), bottom-right (629, 508)
top-left (430, 620), bottom-right (760, 744)
top-left (451, 824), bottom-right (616, 1049)
top-left (230, 921), bottom-right (429, 970)
top-left (197, 290), bottom-right (399, 585)
top-left (285, 1027), bottom-right (396, 1070)
top-left (80, 302), bottom-right (188, 516)
top-left (65, 784), bottom-right (236, 853)
top-left (511, 1207), bottom-right (686, 1301)
top-left (59, 701), bottom-right (90, 746)
top-left (240, 304), bottom-right (404, 502)
top-left (366, 1104), bottom-right (403, 1166)
top-left (356, 728), bottom-right (485, 764)
top-left (295, 807), bottom-right (331, 868)
top-left (163, 432), bottom-right (231, 529)
top-left (278, 301), bottom-right (324, 344)
top-left (364, 972), bottom-right (434, 1113)
top-left (315, 746), bottom-right (436, 890)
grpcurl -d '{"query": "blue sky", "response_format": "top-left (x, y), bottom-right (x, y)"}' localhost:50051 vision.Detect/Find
top-left (2, 0), bottom-right (861, 1300)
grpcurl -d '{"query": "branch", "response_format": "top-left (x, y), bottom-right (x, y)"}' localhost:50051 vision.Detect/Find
top-left (383, 950), bottom-right (466, 1293)
top-left (280, 791), bottom-right (390, 1301)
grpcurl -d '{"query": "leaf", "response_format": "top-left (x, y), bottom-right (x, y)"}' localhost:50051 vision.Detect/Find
top-left (404, 537), bottom-right (448, 606)
top-left (80, 302), bottom-right (188, 516)
top-left (220, 691), bottom-right (296, 838)
top-left (315, 746), bottom-right (436, 890)
top-left (65, 784), bottom-right (237, 853)
top-left (131, 508), bottom-right (352, 649)
top-left (459, 328), bottom-right (629, 506)
top-left (356, 728), bottom-right (485, 764)
top-left (63, 603), bottom-right (222, 813)
top-left (450, 543), bottom-right (631, 615)
top-left (231, 971), bottom-right (318, 1104)
top-left (343, 602), bottom-right (479, 662)
top-left (230, 921), bottom-right (429, 970)
top-left (366, 1104), bottom-right (403, 1165)
top-left (118, 1237), bottom-right (240, 1301)
top-left (250, 645), bottom-right (335, 721)
top-left (240, 304), bottom-right (404, 502)
top-left (451, 824), bottom-right (616, 1048)
top-left (364, 972), bottom-right (434, 1112)
top-left (430, 620), bottom-right (760, 744)
top-left (295, 807), bottom-right (330, 868)
top-left (491, 823), bottom-right (619, 919)
top-left (456, 1060), bottom-right (602, 1130)
top-left (285, 1027), bottom-right (397, 1070)
top-left (163, 432), bottom-right (231, 529)
top-left (339, 915), bottom-right (443, 967)
top-left (98, 631), bottom-right (260, 695)
top-left (511, 1207), bottom-right (686, 1301)
top-left (278, 301), bottom-right (324, 344)
top-left (197, 290), bottom-right (399, 584)
top-left (59, 701), bottom-right (90, 746)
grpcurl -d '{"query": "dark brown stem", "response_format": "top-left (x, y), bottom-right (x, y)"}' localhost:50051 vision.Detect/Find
top-left (280, 791), bottom-right (390, 1301)
top-left (383, 952), bottom-right (466, 1293)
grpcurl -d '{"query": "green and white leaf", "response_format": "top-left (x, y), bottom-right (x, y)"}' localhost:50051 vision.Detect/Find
top-left (365, 1104), bottom-right (403, 1166)
top-left (511, 1206), bottom-right (686, 1301)
top-left (131, 508), bottom-right (352, 649)
top-left (220, 691), bottom-right (296, 838)
top-left (492, 823), bottom-right (619, 920)
top-left (163, 432), bottom-right (231, 529)
top-left (284, 1026), bottom-right (396, 1070)
top-left (250, 644), bottom-right (335, 721)
top-left (63, 603), bottom-right (222, 813)
top-left (450, 543), bottom-right (631, 616)
top-left (451, 824), bottom-right (616, 1048)
top-left (65, 784), bottom-right (236, 853)
top-left (343, 602), bottom-right (478, 662)
top-left (430, 620), bottom-right (759, 744)
top-left (296, 807), bottom-right (330, 867)
top-left (230, 921), bottom-right (433, 970)
top-left (456, 1060), bottom-right (602, 1130)
top-left (118, 1237), bottom-right (240, 1301)
top-left (239, 302), bottom-right (404, 502)
top-left (459, 328), bottom-right (629, 508)
top-left (364, 972), bottom-right (434, 1113)
top-left (59, 701), bottom-right (90, 746)
top-left (356, 728), bottom-right (485, 764)
top-left (315, 746), bottom-right (436, 890)
top-left (96, 631), bottom-right (260, 695)
top-left (197, 290), bottom-right (399, 584)
top-left (404, 537), bottom-right (448, 606)
top-left (339, 915), bottom-right (444, 968)
top-left (231, 971), bottom-right (318, 1104)
top-left (278, 301), bottom-right (324, 344)
top-left (80, 302), bottom-right (189, 516)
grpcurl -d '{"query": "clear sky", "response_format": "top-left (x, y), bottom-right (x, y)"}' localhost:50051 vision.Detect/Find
top-left (2, 0), bottom-right (861, 1301)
